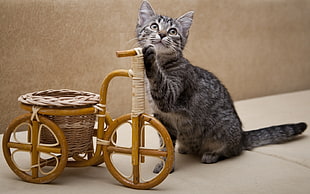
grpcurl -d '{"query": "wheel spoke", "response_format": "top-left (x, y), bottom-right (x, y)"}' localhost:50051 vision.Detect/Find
top-left (140, 148), bottom-right (167, 157)
top-left (107, 146), bottom-right (167, 158)
top-left (37, 145), bottom-right (62, 154)
top-left (107, 146), bottom-right (132, 154)
top-left (7, 142), bottom-right (32, 151)
top-left (133, 164), bottom-right (140, 184)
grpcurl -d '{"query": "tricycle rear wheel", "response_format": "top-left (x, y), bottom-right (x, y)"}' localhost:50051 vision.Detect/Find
top-left (2, 114), bottom-right (68, 183)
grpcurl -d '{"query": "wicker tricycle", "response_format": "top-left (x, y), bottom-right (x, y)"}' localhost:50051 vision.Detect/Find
top-left (2, 48), bottom-right (174, 189)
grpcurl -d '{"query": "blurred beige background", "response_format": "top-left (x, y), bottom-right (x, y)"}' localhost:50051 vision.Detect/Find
top-left (1, 0), bottom-right (310, 133)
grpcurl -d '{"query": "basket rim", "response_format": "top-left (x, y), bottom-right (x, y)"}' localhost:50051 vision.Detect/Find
top-left (18, 89), bottom-right (100, 107)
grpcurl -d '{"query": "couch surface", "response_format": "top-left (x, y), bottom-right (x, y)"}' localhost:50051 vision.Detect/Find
top-left (1, 90), bottom-right (309, 194)
top-left (1, 0), bottom-right (310, 133)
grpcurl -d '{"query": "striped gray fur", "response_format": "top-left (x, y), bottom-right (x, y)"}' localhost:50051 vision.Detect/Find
top-left (136, 1), bottom-right (307, 173)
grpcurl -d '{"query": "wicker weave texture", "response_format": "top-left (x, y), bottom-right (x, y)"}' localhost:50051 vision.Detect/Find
top-left (41, 114), bottom-right (95, 156)
top-left (18, 89), bottom-right (99, 107)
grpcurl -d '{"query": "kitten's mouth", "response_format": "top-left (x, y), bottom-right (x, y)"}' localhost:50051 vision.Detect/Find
top-left (152, 40), bottom-right (173, 51)
top-left (150, 36), bottom-right (170, 47)
top-left (148, 42), bottom-right (177, 56)
top-left (151, 40), bottom-right (167, 47)
top-left (153, 42), bottom-right (168, 48)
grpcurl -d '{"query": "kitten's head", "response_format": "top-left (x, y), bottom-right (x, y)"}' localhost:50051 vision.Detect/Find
top-left (136, 1), bottom-right (194, 55)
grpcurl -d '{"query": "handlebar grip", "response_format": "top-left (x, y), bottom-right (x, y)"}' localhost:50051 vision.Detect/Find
top-left (116, 49), bottom-right (138, 57)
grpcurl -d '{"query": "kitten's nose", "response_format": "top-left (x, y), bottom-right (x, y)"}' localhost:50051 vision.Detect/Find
top-left (158, 32), bottom-right (166, 39)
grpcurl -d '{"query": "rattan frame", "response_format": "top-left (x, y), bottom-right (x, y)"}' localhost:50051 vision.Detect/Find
top-left (2, 48), bottom-right (174, 189)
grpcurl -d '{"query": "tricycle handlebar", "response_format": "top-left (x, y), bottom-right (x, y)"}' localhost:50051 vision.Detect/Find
top-left (116, 49), bottom-right (138, 58)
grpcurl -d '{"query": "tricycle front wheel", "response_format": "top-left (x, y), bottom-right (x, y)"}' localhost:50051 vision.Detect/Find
top-left (103, 113), bottom-right (174, 189)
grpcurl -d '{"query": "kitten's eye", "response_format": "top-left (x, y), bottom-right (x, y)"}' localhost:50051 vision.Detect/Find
top-left (150, 23), bottom-right (159, 31)
top-left (168, 28), bottom-right (178, 36)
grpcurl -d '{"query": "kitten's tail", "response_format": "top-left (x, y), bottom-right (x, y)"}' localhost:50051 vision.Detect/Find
top-left (242, 122), bottom-right (307, 150)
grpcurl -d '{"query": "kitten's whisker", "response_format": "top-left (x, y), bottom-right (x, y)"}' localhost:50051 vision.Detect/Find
top-left (183, 46), bottom-right (193, 56)
top-left (131, 42), bottom-right (140, 48)
top-left (126, 37), bottom-right (140, 48)
top-left (127, 37), bottom-right (138, 43)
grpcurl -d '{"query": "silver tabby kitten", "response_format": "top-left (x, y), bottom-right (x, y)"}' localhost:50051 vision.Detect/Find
top-left (136, 1), bottom-right (307, 173)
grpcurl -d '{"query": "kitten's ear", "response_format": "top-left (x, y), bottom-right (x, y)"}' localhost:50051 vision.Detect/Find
top-left (177, 11), bottom-right (194, 37)
top-left (138, 1), bottom-right (156, 26)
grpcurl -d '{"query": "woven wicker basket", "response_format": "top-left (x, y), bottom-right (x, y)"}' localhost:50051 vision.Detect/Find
top-left (18, 89), bottom-right (100, 156)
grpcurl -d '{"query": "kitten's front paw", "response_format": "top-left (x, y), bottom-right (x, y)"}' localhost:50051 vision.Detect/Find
top-left (153, 161), bottom-right (175, 174)
top-left (142, 45), bottom-right (156, 69)
top-left (153, 161), bottom-right (164, 174)
top-left (201, 153), bottom-right (220, 164)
